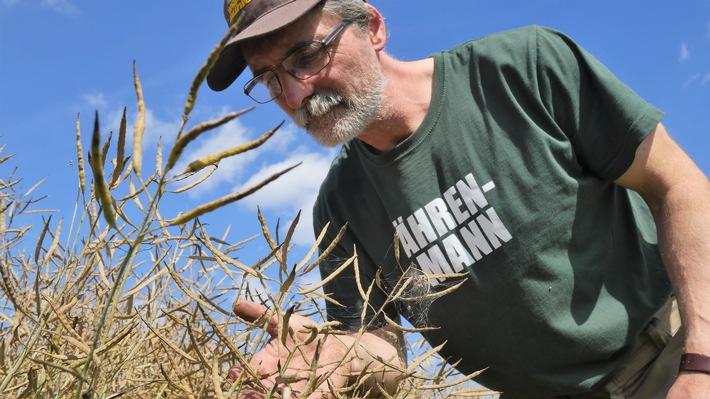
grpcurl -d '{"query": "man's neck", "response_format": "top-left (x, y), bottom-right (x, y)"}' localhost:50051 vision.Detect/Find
top-left (356, 56), bottom-right (435, 153)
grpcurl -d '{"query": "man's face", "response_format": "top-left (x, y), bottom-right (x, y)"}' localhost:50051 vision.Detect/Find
top-left (242, 10), bottom-right (385, 147)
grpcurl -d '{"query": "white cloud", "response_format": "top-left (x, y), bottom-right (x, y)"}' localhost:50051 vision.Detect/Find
top-left (682, 73), bottom-right (701, 90)
top-left (236, 151), bottom-right (329, 209)
top-left (103, 106), bottom-right (182, 147)
top-left (41, 0), bottom-right (79, 16)
top-left (682, 71), bottom-right (710, 90)
top-left (234, 149), bottom-right (336, 246)
top-left (79, 105), bottom-right (183, 176)
top-left (259, 120), bottom-right (299, 153)
top-left (142, 108), bottom-right (183, 145)
top-left (679, 42), bottom-right (690, 62)
top-left (81, 92), bottom-right (107, 109)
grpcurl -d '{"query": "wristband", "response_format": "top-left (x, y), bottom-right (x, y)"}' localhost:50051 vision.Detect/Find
top-left (679, 353), bottom-right (710, 374)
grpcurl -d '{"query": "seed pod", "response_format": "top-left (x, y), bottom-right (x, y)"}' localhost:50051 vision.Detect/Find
top-left (167, 163), bottom-right (299, 225)
top-left (155, 136), bottom-right (163, 177)
top-left (132, 61), bottom-right (146, 177)
top-left (165, 107), bottom-right (254, 173)
top-left (110, 107), bottom-right (127, 188)
top-left (184, 120), bottom-right (282, 174)
top-left (75, 113), bottom-right (86, 195)
top-left (184, 21), bottom-right (241, 117)
top-left (90, 111), bottom-right (117, 228)
top-left (169, 164), bottom-right (217, 194)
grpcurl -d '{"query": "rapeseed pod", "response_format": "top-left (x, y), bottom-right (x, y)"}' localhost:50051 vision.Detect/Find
top-left (90, 111), bottom-right (117, 228)
top-left (132, 62), bottom-right (146, 178)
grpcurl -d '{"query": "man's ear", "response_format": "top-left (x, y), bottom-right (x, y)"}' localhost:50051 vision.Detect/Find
top-left (366, 4), bottom-right (387, 51)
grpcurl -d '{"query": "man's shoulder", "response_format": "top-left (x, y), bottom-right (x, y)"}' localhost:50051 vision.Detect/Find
top-left (438, 25), bottom-right (565, 59)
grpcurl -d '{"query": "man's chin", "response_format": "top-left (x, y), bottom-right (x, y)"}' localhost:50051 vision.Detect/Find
top-left (298, 106), bottom-right (366, 147)
top-left (303, 114), bottom-right (338, 145)
top-left (307, 129), bottom-right (348, 148)
top-left (307, 122), bottom-right (360, 147)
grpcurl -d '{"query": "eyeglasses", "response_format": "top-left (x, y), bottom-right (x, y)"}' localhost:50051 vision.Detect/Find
top-left (243, 20), bottom-right (351, 104)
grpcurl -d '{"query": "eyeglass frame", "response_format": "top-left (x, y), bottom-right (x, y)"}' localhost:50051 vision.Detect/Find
top-left (243, 20), bottom-right (352, 104)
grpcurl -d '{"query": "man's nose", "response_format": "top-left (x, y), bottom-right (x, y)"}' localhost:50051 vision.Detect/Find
top-left (277, 71), bottom-right (315, 110)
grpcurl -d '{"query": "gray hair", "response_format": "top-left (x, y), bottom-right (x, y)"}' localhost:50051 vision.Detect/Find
top-left (321, 0), bottom-right (374, 31)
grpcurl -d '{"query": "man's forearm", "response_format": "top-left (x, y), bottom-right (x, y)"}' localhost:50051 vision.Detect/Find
top-left (615, 124), bottom-right (710, 354)
top-left (649, 171), bottom-right (710, 354)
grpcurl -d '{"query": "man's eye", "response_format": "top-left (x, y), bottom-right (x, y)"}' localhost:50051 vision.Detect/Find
top-left (260, 73), bottom-right (277, 86)
top-left (293, 45), bottom-right (324, 67)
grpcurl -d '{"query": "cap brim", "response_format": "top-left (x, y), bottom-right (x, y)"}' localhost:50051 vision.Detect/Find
top-left (207, 0), bottom-right (323, 92)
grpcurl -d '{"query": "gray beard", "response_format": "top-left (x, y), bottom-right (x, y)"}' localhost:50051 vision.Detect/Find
top-left (293, 91), bottom-right (343, 129)
top-left (292, 80), bottom-right (384, 147)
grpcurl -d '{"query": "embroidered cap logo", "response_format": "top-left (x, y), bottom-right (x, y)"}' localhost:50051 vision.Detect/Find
top-left (227, 0), bottom-right (253, 24)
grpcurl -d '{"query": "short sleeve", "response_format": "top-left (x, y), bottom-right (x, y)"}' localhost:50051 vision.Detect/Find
top-left (533, 26), bottom-right (664, 181)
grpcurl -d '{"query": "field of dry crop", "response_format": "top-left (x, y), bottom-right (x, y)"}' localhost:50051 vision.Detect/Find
top-left (0, 28), bottom-right (499, 399)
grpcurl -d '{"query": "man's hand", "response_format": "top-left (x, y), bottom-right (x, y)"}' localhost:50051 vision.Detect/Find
top-left (228, 300), bottom-right (353, 398)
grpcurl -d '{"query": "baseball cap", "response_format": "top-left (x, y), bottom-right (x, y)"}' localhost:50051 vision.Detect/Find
top-left (207, 0), bottom-right (324, 92)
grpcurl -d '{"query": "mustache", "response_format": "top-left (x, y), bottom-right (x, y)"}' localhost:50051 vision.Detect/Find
top-left (293, 92), bottom-right (345, 128)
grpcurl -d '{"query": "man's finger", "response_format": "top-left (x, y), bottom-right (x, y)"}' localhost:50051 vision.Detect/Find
top-left (228, 364), bottom-right (243, 380)
top-left (233, 299), bottom-right (278, 336)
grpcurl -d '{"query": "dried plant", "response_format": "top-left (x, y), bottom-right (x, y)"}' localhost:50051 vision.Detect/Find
top-left (0, 25), bottom-right (499, 399)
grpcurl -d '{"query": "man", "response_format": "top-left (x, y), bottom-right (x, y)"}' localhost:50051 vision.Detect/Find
top-left (207, 0), bottom-right (710, 398)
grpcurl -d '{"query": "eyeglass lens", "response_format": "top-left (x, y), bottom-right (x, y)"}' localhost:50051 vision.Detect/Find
top-left (244, 20), bottom-right (351, 103)
top-left (247, 42), bottom-right (329, 103)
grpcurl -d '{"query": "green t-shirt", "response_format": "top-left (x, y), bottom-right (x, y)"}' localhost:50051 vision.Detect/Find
top-left (313, 25), bottom-right (671, 396)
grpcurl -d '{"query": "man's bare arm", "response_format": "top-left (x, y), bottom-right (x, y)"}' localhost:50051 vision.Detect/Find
top-left (615, 122), bottom-right (710, 397)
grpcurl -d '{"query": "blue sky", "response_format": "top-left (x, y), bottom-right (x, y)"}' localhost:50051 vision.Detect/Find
top-left (1, 0), bottom-right (709, 263)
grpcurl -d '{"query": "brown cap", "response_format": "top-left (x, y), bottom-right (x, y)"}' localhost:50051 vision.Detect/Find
top-left (207, 0), bottom-right (324, 92)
